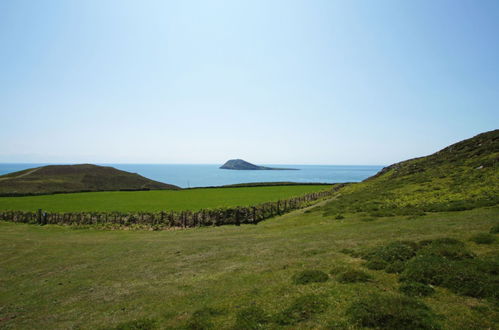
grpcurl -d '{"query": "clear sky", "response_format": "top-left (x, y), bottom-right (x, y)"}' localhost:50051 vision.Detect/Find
top-left (1, 0), bottom-right (498, 165)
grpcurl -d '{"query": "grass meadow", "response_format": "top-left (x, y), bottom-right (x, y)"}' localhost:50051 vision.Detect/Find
top-left (1, 205), bottom-right (498, 329)
top-left (0, 185), bottom-right (329, 212)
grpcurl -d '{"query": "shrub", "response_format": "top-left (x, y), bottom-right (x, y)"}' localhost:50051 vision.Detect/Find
top-left (399, 282), bottom-right (435, 297)
top-left (470, 233), bottom-right (496, 245)
top-left (385, 260), bottom-right (406, 274)
top-left (440, 261), bottom-right (497, 298)
top-left (400, 255), bottom-right (452, 285)
top-left (292, 270), bottom-right (329, 285)
top-left (402, 256), bottom-right (498, 299)
top-left (418, 238), bottom-right (474, 260)
top-left (113, 318), bottom-right (157, 330)
top-left (363, 241), bottom-right (419, 264)
top-left (234, 306), bottom-right (269, 330)
top-left (365, 258), bottom-right (388, 270)
top-left (335, 214), bottom-right (345, 219)
top-left (337, 269), bottom-right (372, 283)
top-left (490, 224), bottom-right (499, 234)
top-left (346, 293), bottom-right (440, 330)
top-left (274, 294), bottom-right (328, 325)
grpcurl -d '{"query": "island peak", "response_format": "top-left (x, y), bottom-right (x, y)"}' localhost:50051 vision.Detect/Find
top-left (220, 159), bottom-right (298, 170)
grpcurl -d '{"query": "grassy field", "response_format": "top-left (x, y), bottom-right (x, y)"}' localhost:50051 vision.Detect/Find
top-left (0, 185), bottom-right (330, 212)
top-left (1, 205), bottom-right (498, 329)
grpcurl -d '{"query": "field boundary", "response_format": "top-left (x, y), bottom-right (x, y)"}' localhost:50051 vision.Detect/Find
top-left (0, 184), bottom-right (346, 229)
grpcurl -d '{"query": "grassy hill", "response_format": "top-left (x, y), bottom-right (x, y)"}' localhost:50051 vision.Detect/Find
top-left (0, 164), bottom-right (180, 196)
top-left (0, 131), bottom-right (498, 329)
top-left (322, 129), bottom-right (499, 217)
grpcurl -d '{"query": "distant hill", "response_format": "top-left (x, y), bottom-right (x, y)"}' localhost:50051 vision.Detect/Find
top-left (220, 159), bottom-right (298, 170)
top-left (323, 129), bottom-right (499, 216)
top-left (0, 164), bottom-right (180, 196)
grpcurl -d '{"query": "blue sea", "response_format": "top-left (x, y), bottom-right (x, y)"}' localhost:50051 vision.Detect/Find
top-left (0, 163), bottom-right (384, 188)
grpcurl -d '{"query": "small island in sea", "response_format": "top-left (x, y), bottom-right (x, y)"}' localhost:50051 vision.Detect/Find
top-left (220, 159), bottom-right (299, 170)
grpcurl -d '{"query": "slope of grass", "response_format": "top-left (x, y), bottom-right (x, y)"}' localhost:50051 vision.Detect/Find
top-left (1, 206), bottom-right (498, 329)
top-left (322, 130), bottom-right (499, 217)
top-left (0, 185), bottom-right (330, 212)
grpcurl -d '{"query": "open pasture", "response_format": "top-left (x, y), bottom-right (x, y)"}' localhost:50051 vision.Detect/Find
top-left (0, 185), bottom-right (330, 212)
top-left (0, 206), bottom-right (497, 329)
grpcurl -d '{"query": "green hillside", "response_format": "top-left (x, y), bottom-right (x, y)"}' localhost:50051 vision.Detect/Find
top-left (0, 164), bottom-right (179, 196)
top-left (322, 129), bottom-right (499, 217)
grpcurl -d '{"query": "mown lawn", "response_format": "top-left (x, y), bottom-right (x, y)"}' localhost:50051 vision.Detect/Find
top-left (0, 205), bottom-right (498, 329)
top-left (0, 185), bottom-right (329, 212)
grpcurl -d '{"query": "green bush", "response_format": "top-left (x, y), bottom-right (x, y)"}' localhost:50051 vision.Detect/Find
top-left (418, 238), bottom-right (474, 260)
top-left (385, 260), bottom-right (406, 274)
top-left (402, 256), bottom-right (498, 298)
top-left (336, 269), bottom-right (372, 283)
top-left (274, 294), bottom-right (328, 325)
top-left (365, 258), bottom-right (388, 270)
top-left (335, 214), bottom-right (345, 219)
top-left (346, 293), bottom-right (440, 329)
top-left (234, 306), bottom-right (269, 330)
top-left (490, 224), bottom-right (499, 234)
top-left (399, 282), bottom-right (435, 297)
top-left (292, 270), bottom-right (329, 285)
top-left (440, 261), bottom-right (497, 298)
top-left (113, 319), bottom-right (158, 330)
top-left (470, 233), bottom-right (496, 245)
top-left (363, 241), bottom-right (419, 264)
top-left (401, 255), bottom-right (452, 285)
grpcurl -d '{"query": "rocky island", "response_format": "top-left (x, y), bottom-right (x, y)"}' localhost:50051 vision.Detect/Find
top-left (220, 159), bottom-right (299, 170)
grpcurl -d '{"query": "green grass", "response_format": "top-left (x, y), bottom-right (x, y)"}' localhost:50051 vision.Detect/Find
top-left (0, 206), bottom-right (497, 329)
top-left (0, 185), bottom-right (329, 212)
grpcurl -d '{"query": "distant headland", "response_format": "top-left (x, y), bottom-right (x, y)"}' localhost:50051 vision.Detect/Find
top-left (0, 164), bottom-right (180, 196)
top-left (220, 159), bottom-right (299, 171)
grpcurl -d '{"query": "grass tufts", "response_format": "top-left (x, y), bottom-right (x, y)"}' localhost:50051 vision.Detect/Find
top-left (470, 233), bottom-right (496, 245)
top-left (336, 269), bottom-right (372, 283)
top-left (363, 241), bottom-right (419, 264)
top-left (365, 258), bottom-right (388, 270)
top-left (112, 318), bottom-right (158, 330)
top-left (346, 293), bottom-right (441, 329)
top-left (234, 306), bottom-right (269, 330)
top-left (274, 294), bottom-right (328, 325)
top-left (399, 282), bottom-right (435, 297)
top-left (385, 260), bottom-right (406, 274)
top-left (292, 270), bottom-right (329, 285)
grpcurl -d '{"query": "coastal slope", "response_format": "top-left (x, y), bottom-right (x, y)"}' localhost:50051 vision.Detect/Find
top-left (0, 164), bottom-right (180, 196)
top-left (220, 159), bottom-right (298, 170)
top-left (323, 129), bottom-right (499, 215)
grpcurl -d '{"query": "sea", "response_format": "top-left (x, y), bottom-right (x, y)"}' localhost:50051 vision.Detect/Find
top-left (0, 163), bottom-right (385, 188)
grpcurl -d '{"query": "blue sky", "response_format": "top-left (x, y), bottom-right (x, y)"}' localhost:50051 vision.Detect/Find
top-left (1, 0), bottom-right (498, 165)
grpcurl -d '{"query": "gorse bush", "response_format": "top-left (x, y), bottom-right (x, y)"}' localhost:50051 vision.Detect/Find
top-left (490, 224), bottom-right (499, 234)
top-left (399, 282), bottom-right (435, 297)
top-left (274, 294), bottom-right (328, 325)
top-left (346, 293), bottom-right (441, 329)
top-left (234, 306), bottom-right (269, 330)
top-left (292, 270), bottom-right (329, 285)
top-left (470, 233), bottom-right (496, 244)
